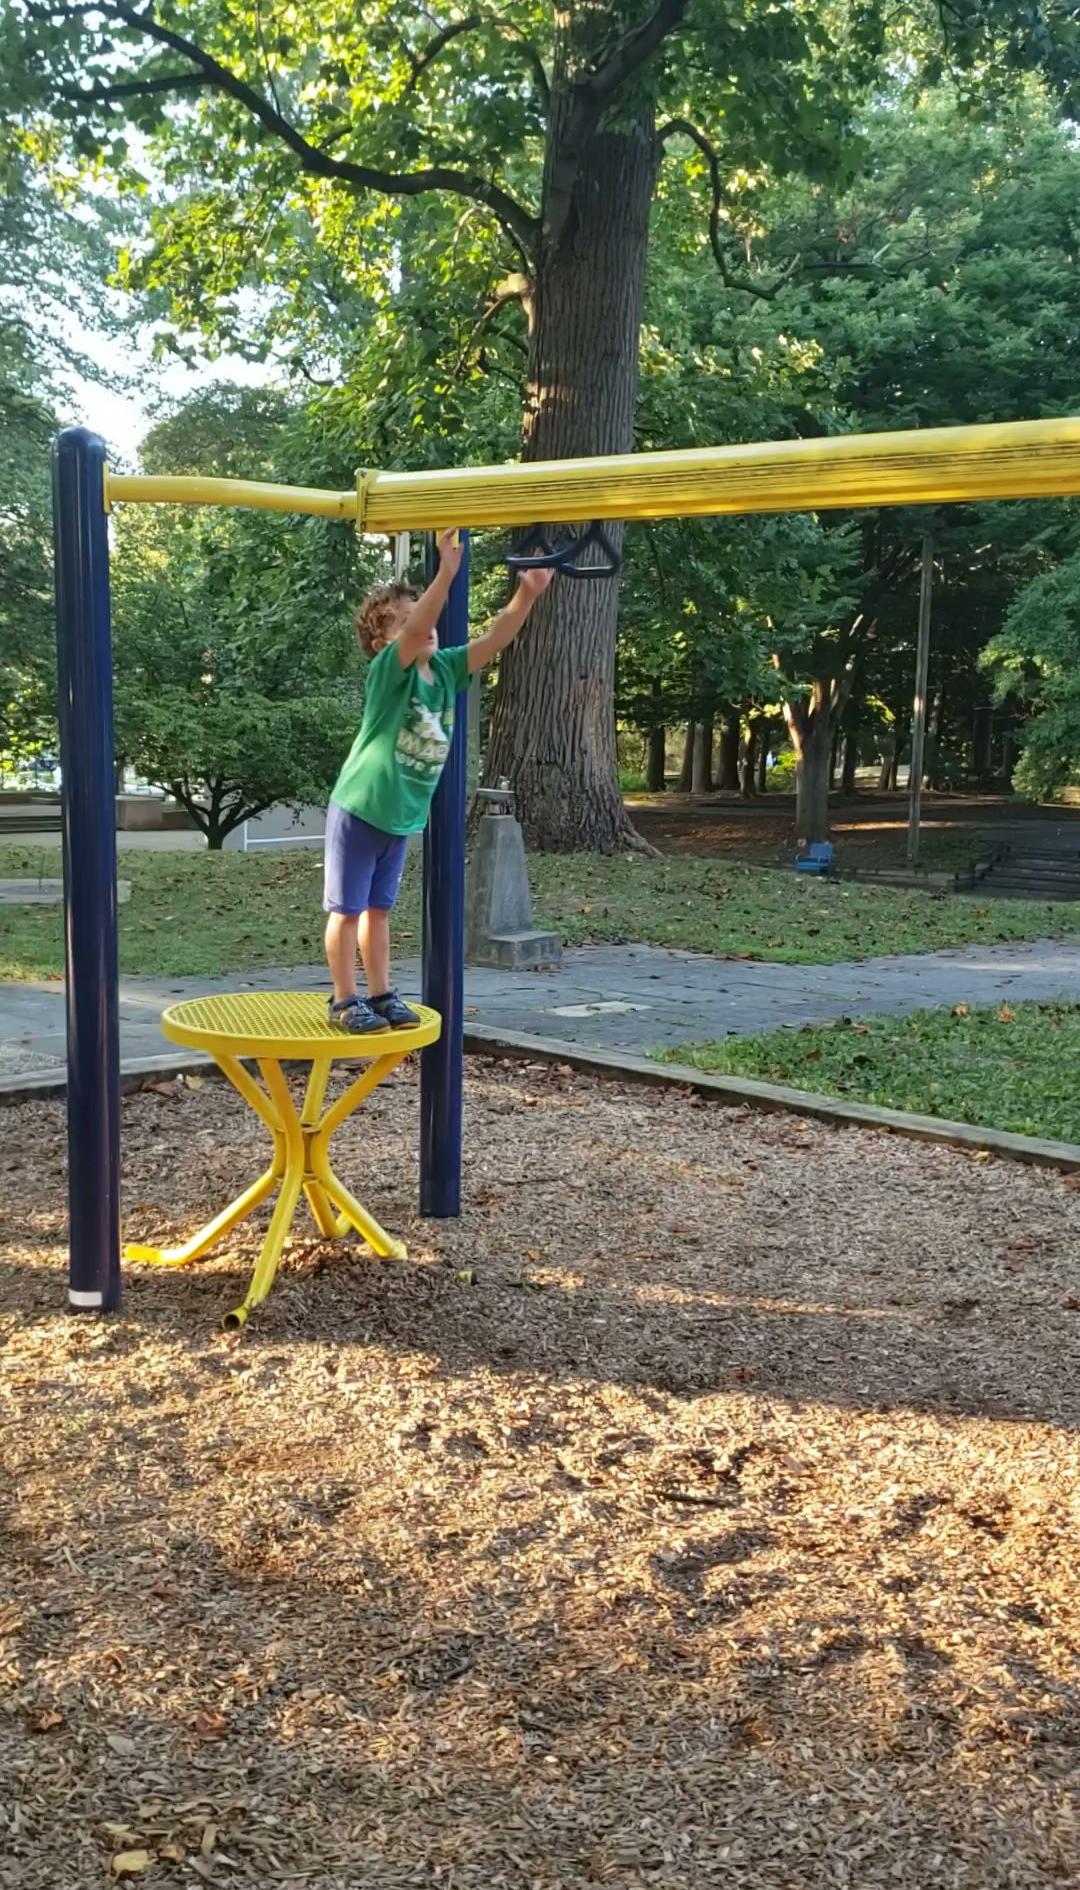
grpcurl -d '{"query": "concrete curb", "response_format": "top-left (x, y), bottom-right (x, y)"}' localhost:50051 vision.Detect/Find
top-left (4, 1028), bottom-right (1079, 1175)
top-left (0, 1051), bottom-right (210, 1106)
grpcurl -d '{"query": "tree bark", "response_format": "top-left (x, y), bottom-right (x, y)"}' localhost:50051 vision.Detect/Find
top-left (646, 723), bottom-right (666, 792)
top-left (792, 711), bottom-right (832, 845)
top-left (924, 682), bottom-right (945, 788)
top-left (645, 677), bottom-right (665, 790)
top-left (483, 104), bottom-right (659, 850)
top-left (691, 715), bottom-right (713, 795)
top-left (739, 722), bottom-right (758, 799)
top-left (782, 677), bottom-right (849, 845)
top-left (716, 710), bottom-right (741, 791)
top-left (829, 725), bottom-right (842, 792)
top-left (841, 727), bottom-right (859, 795)
top-left (678, 722), bottom-right (696, 792)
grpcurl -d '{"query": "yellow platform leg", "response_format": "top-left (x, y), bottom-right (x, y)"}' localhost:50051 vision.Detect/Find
top-left (127, 1040), bottom-right (418, 1328)
top-left (124, 1166), bottom-right (279, 1268)
top-left (309, 1051), bottom-right (411, 1248)
top-left (299, 1058), bottom-right (338, 1237)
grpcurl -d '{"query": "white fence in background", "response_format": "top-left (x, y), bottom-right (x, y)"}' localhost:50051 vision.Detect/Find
top-left (223, 804), bottom-right (326, 853)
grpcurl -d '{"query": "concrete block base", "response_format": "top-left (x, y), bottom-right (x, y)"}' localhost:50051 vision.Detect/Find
top-left (468, 929), bottom-right (563, 971)
top-left (466, 810), bottom-right (562, 970)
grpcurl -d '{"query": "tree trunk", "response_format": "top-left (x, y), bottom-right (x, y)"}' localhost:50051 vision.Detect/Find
top-left (878, 731), bottom-right (899, 791)
top-left (691, 715), bottom-right (713, 795)
top-left (645, 677), bottom-right (665, 790)
top-left (756, 731), bottom-right (769, 795)
top-left (794, 717), bottom-right (832, 844)
top-left (841, 727), bottom-right (859, 795)
top-left (678, 723), bottom-right (696, 792)
top-left (829, 726), bottom-right (842, 792)
top-left (716, 711), bottom-right (741, 791)
top-left (739, 722), bottom-right (758, 799)
top-left (924, 682), bottom-right (945, 788)
top-left (645, 723), bottom-right (666, 792)
top-left (483, 105), bottom-right (658, 851)
top-left (784, 682), bottom-right (835, 846)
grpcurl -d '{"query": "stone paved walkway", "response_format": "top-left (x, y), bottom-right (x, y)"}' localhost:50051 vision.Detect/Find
top-left (2, 938), bottom-right (1079, 1081)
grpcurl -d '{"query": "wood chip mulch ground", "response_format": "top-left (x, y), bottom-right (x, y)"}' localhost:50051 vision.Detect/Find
top-left (1, 1059), bottom-right (1078, 1889)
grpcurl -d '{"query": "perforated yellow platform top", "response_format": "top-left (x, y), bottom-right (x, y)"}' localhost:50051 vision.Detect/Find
top-left (161, 991), bottom-right (441, 1060)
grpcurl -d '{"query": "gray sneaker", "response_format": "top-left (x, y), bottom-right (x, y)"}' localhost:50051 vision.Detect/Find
top-left (370, 990), bottom-right (421, 1029)
top-left (327, 995), bottom-right (390, 1035)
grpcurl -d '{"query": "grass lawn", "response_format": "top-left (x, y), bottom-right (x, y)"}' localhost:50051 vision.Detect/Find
top-left (657, 1001), bottom-right (1080, 1143)
top-left (3, 841), bottom-right (1080, 980)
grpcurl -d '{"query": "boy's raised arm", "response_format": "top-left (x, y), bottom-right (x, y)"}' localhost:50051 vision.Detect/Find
top-left (395, 529), bottom-right (463, 668)
top-left (467, 567), bottom-right (554, 675)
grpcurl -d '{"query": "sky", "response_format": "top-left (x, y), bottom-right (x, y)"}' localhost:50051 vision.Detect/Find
top-left (67, 316), bottom-right (271, 468)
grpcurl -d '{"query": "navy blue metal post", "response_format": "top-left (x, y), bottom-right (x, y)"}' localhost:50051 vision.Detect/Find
top-left (52, 428), bottom-right (121, 1311)
top-left (420, 531), bottom-right (469, 1217)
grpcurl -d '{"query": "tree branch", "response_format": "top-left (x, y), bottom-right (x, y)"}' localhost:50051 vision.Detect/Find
top-left (404, 12), bottom-right (550, 108)
top-left (660, 119), bottom-right (796, 300)
top-left (61, 70), bottom-right (211, 101)
top-left (34, 0), bottom-right (540, 254)
top-left (453, 272), bottom-right (532, 377)
top-left (405, 14), bottom-right (483, 91)
top-left (587, 0), bottom-right (690, 105)
top-left (541, 0), bottom-right (687, 255)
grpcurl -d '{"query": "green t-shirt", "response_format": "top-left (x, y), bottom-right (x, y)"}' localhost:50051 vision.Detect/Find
top-left (331, 642), bottom-right (471, 835)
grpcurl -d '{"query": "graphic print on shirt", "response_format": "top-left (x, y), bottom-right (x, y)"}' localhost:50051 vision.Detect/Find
top-left (395, 694), bottom-right (453, 782)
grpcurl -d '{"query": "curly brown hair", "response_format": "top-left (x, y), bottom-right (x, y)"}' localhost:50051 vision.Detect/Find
top-left (355, 581), bottom-right (421, 655)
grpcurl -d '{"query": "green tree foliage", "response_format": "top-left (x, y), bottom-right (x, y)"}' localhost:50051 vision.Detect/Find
top-left (0, 133), bottom-right (107, 766)
top-left (111, 388), bottom-right (380, 845)
top-left (982, 535), bottom-right (1080, 797)
top-left (13, 4), bottom-right (1080, 837)
top-left (0, 38), bottom-right (137, 771)
top-left (617, 77), bottom-right (1080, 829)
top-left (9, 0), bottom-right (900, 848)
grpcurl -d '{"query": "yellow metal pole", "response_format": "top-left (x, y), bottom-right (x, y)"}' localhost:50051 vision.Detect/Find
top-left (361, 416), bottom-right (1080, 532)
top-left (103, 415), bottom-right (1080, 531)
top-left (104, 470), bottom-right (356, 520)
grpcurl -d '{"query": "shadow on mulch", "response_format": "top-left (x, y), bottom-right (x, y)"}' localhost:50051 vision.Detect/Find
top-left (3, 1056), bottom-right (1079, 1434)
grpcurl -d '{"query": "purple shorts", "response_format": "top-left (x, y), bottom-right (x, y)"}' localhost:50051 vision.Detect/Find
top-left (323, 802), bottom-right (409, 915)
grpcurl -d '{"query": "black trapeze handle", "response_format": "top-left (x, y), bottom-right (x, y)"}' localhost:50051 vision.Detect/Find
top-left (506, 520), bottom-right (622, 581)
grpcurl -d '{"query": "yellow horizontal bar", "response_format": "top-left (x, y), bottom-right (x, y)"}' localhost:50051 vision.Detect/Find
top-left (363, 417), bottom-right (1080, 531)
top-left (104, 416), bottom-right (1080, 531)
top-left (105, 470), bottom-right (356, 520)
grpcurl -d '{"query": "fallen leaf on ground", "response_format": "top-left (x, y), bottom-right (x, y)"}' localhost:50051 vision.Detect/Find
top-left (110, 1852), bottom-right (152, 1878)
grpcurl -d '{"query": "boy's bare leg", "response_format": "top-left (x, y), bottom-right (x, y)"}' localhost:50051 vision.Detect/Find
top-left (325, 912), bottom-right (361, 1004)
top-left (358, 908), bottom-right (392, 997)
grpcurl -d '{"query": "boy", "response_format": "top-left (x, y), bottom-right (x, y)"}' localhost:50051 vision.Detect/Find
top-left (324, 530), bottom-right (553, 1033)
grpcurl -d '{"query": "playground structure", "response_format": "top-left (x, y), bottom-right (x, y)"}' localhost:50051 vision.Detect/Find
top-left (53, 415), bottom-right (1080, 1313)
top-left (125, 992), bottom-right (441, 1330)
